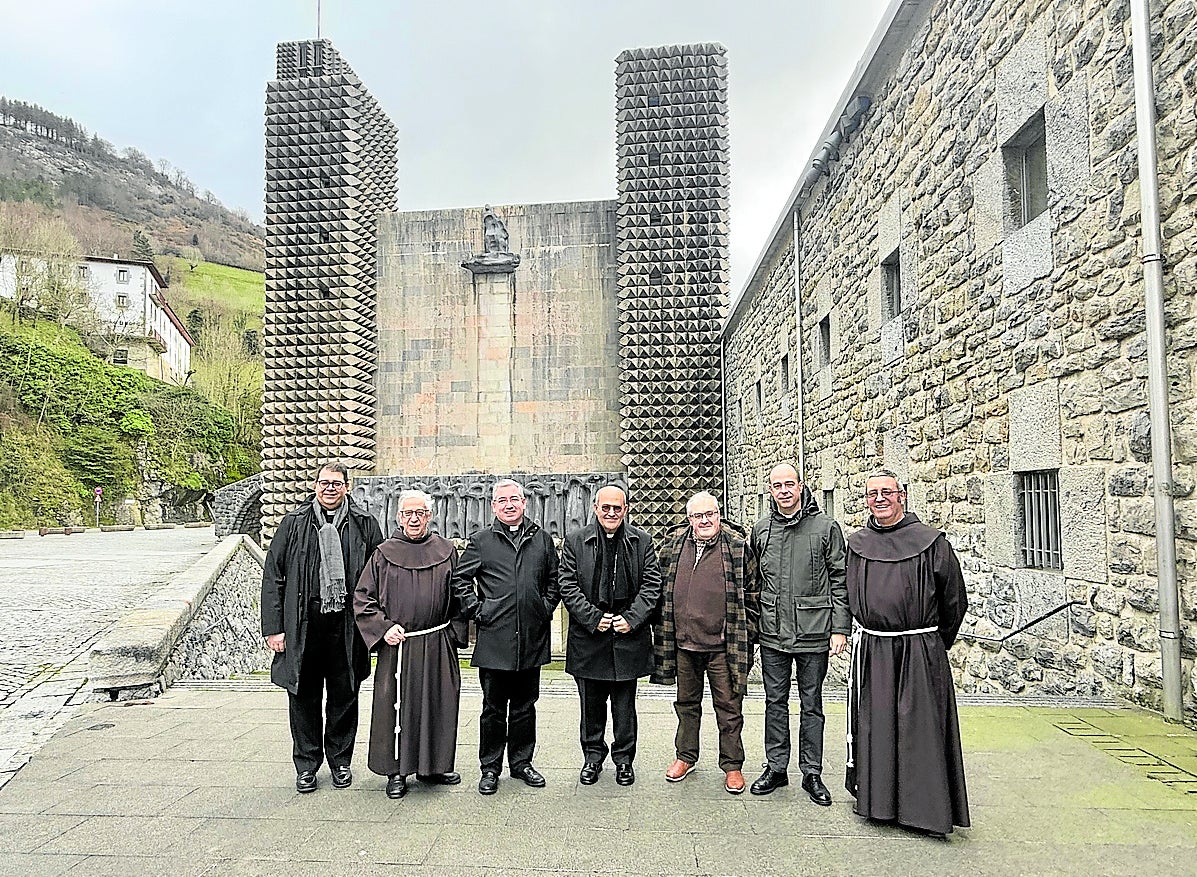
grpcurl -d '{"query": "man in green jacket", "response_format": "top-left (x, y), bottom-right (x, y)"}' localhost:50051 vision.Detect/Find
top-left (748, 463), bottom-right (848, 806)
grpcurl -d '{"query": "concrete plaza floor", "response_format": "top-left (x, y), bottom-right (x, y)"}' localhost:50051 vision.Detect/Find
top-left (0, 677), bottom-right (1195, 876)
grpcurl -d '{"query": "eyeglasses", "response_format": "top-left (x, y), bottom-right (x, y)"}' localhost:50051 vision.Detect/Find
top-left (864, 489), bottom-right (901, 500)
top-left (688, 510), bottom-right (719, 521)
top-left (493, 497), bottom-right (524, 507)
top-left (597, 504), bottom-right (626, 514)
top-left (316, 480), bottom-right (346, 490)
top-left (399, 509), bottom-right (431, 519)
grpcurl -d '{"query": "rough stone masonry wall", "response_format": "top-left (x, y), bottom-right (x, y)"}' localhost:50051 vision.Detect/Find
top-left (163, 541), bottom-right (270, 685)
top-left (726, 0), bottom-right (1197, 723)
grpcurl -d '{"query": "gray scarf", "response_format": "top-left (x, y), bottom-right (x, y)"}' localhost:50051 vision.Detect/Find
top-left (314, 497), bottom-right (349, 614)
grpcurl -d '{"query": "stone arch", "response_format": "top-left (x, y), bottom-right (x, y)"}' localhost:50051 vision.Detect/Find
top-left (214, 474), bottom-right (263, 544)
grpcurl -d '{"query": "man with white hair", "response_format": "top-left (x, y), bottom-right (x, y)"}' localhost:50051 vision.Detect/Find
top-left (845, 469), bottom-right (969, 836)
top-left (354, 490), bottom-right (466, 799)
top-left (452, 478), bottom-right (560, 795)
top-left (652, 491), bottom-right (758, 794)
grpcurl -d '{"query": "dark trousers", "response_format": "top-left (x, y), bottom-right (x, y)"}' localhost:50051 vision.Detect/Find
top-left (674, 648), bottom-right (745, 771)
top-left (576, 677), bottom-right (638, 766)
top-left (288, 608), bottom-right (358, 773)
top-left (760, 644), bottom-right (829, 777)
top-left (478, 667), bottom-right (541, 774)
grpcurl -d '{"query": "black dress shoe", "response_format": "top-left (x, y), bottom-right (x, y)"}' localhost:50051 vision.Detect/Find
top-left (615, 764), bottom-right (635, 786)
top-left (511, 765), bottom-right (546, 787)
top-left (296, 770), bottom-right (317, 794)
top-left (386, 774), bottom-right (408, 799)
top-left (750, 767), bottom-right (789, 796)
top-left (478, 770), bottom-right (500, 795)
top-left (331, 765), bottom-right (353, 789)
top-left (579, 762), bottom-right (603, 785)
top-left (417, 772), bottom-right (462, 785)
top-left (802, 773), bottom-right (832, 806)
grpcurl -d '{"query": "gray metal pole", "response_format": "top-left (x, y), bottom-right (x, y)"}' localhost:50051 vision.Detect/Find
top-left (792, 208), bottom-right (806, 478)
top-left (1130, 0), bottom-right (1184, 721)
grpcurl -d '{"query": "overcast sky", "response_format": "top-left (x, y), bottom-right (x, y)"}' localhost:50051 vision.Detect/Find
top-left (0, 0), bottom-right (892, 294)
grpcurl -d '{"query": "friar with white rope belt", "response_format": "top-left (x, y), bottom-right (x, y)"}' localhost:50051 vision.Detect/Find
top-left (844, 468), bottom-right (971, 838)
top-left (354, 489), bottom-right (469, 800)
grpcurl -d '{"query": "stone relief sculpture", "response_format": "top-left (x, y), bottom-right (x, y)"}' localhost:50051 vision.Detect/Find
top-left (353, 473), bottom-right (627, 541)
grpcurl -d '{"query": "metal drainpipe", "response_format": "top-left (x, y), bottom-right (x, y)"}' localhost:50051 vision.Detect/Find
top-left (1130, 0), bottom-right (1183, 721)
top-left (792, 208), bottom-right (806, 478)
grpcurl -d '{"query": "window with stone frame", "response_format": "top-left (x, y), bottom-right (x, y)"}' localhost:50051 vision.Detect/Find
top-left (116, 268), bottom-right (129, 284)
top-left (113, 348), bottom-right (128, 365)
top-left (780, 353), bottom-right (790, 392)
top-left (823, 488), bottom-right (834, 519)
top-left (816, 315), bottom-right (832, 368)
top-left (754, 378), bottom-right (763, 414)
top-left (1018, 469), bottom-right (1062, 570)
top-left (881, 247), bottom-right (901, 321)
top-left (1003, 109), bottom-right (1048, 230)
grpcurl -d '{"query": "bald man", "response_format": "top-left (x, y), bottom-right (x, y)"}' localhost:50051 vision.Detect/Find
top-left (748, 463), bottom-right (848, 805)
top-left (558, 486), bottom-right (662, 786)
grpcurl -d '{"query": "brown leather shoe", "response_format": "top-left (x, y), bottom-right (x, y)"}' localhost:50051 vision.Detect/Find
top-left (665, 759), bottom-right (696, 782)
top-left (724, 769), bottom-right (746, 795)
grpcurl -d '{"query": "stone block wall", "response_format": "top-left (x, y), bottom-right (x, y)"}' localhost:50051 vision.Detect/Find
top-left (725, 0), bottom-right (1197, 722)
top-left (373, 201), bottom-right (623, 477)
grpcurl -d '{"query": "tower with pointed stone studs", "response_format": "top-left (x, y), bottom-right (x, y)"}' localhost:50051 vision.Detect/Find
top-left (262, 39), bottom-right (398, 534)
top-left (614, 44), bottom-right (730, 533)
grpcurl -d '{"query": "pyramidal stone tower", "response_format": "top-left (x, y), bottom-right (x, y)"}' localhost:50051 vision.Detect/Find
top-left (614, 44), bottom-right (730, 533)
top-left (262, 40), bottom-right (398, 532)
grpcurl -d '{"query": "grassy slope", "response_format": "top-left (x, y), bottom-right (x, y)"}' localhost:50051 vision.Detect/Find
top-left (162, 257), bottom-right (265, 327)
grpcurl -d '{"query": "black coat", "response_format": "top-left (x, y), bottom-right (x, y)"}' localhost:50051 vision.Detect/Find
top-left (261, 498), bottom-right (385, 695)
top-left (559, 521), bottom-right (661, 680)
top-left (451, 518), bottom-right (560, 671)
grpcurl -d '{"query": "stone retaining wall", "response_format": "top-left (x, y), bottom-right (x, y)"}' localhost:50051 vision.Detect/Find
top-left (89, 535), bottom-right (266, 699)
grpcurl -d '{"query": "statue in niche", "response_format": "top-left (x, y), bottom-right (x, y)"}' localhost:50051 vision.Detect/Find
top-left (462, 204), bottom-right (521, 274)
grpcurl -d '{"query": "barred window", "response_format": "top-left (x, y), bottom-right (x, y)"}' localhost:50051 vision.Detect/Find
top-left (1019, 469), bottom-right (1061, 570)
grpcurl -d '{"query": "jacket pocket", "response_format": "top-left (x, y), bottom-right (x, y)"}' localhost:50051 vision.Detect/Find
top-left (759, 592), bottom-right (779, 638)
top-left (793, 594), bottom-right (832, 640)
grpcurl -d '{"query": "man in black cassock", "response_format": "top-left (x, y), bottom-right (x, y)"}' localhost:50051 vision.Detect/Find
top-left (354, 490), bottom-right (466, 799)
top-left (261, 461), bottom-right (384, 794)
top-left (559, 485), bottom-right (662, 786)
top-left (845, 469), bottom-right (970, 836)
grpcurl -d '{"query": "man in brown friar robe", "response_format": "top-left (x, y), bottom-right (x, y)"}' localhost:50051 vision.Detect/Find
top-left (845, 469), bottom-right (970, 837)
top-left (354, 489), bottom-right (466, 799)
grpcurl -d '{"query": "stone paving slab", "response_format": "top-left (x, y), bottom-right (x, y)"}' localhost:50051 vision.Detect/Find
top-left (0, 683), bottom-right (1193, 876)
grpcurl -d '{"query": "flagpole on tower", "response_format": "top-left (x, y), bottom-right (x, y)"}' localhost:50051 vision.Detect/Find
top-left (317, 0), bottom-right (322, 39)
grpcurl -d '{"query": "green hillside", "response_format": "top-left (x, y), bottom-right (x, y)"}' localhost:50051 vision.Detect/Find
top-left (0, 319), bottom-right (257, 528)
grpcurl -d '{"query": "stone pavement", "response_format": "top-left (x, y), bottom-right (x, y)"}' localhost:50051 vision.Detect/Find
top-left (0, 527), bottom-right (218, 783)
top-left (0, 676), bottom-right (1194, 876)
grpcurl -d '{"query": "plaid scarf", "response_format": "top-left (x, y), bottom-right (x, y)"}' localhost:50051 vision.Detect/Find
top-left (652, 523), bottom-right (759, 695)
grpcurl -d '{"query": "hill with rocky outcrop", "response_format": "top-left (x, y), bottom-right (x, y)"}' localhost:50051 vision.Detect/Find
top-left (0, 99), bottom-right (263, 271)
